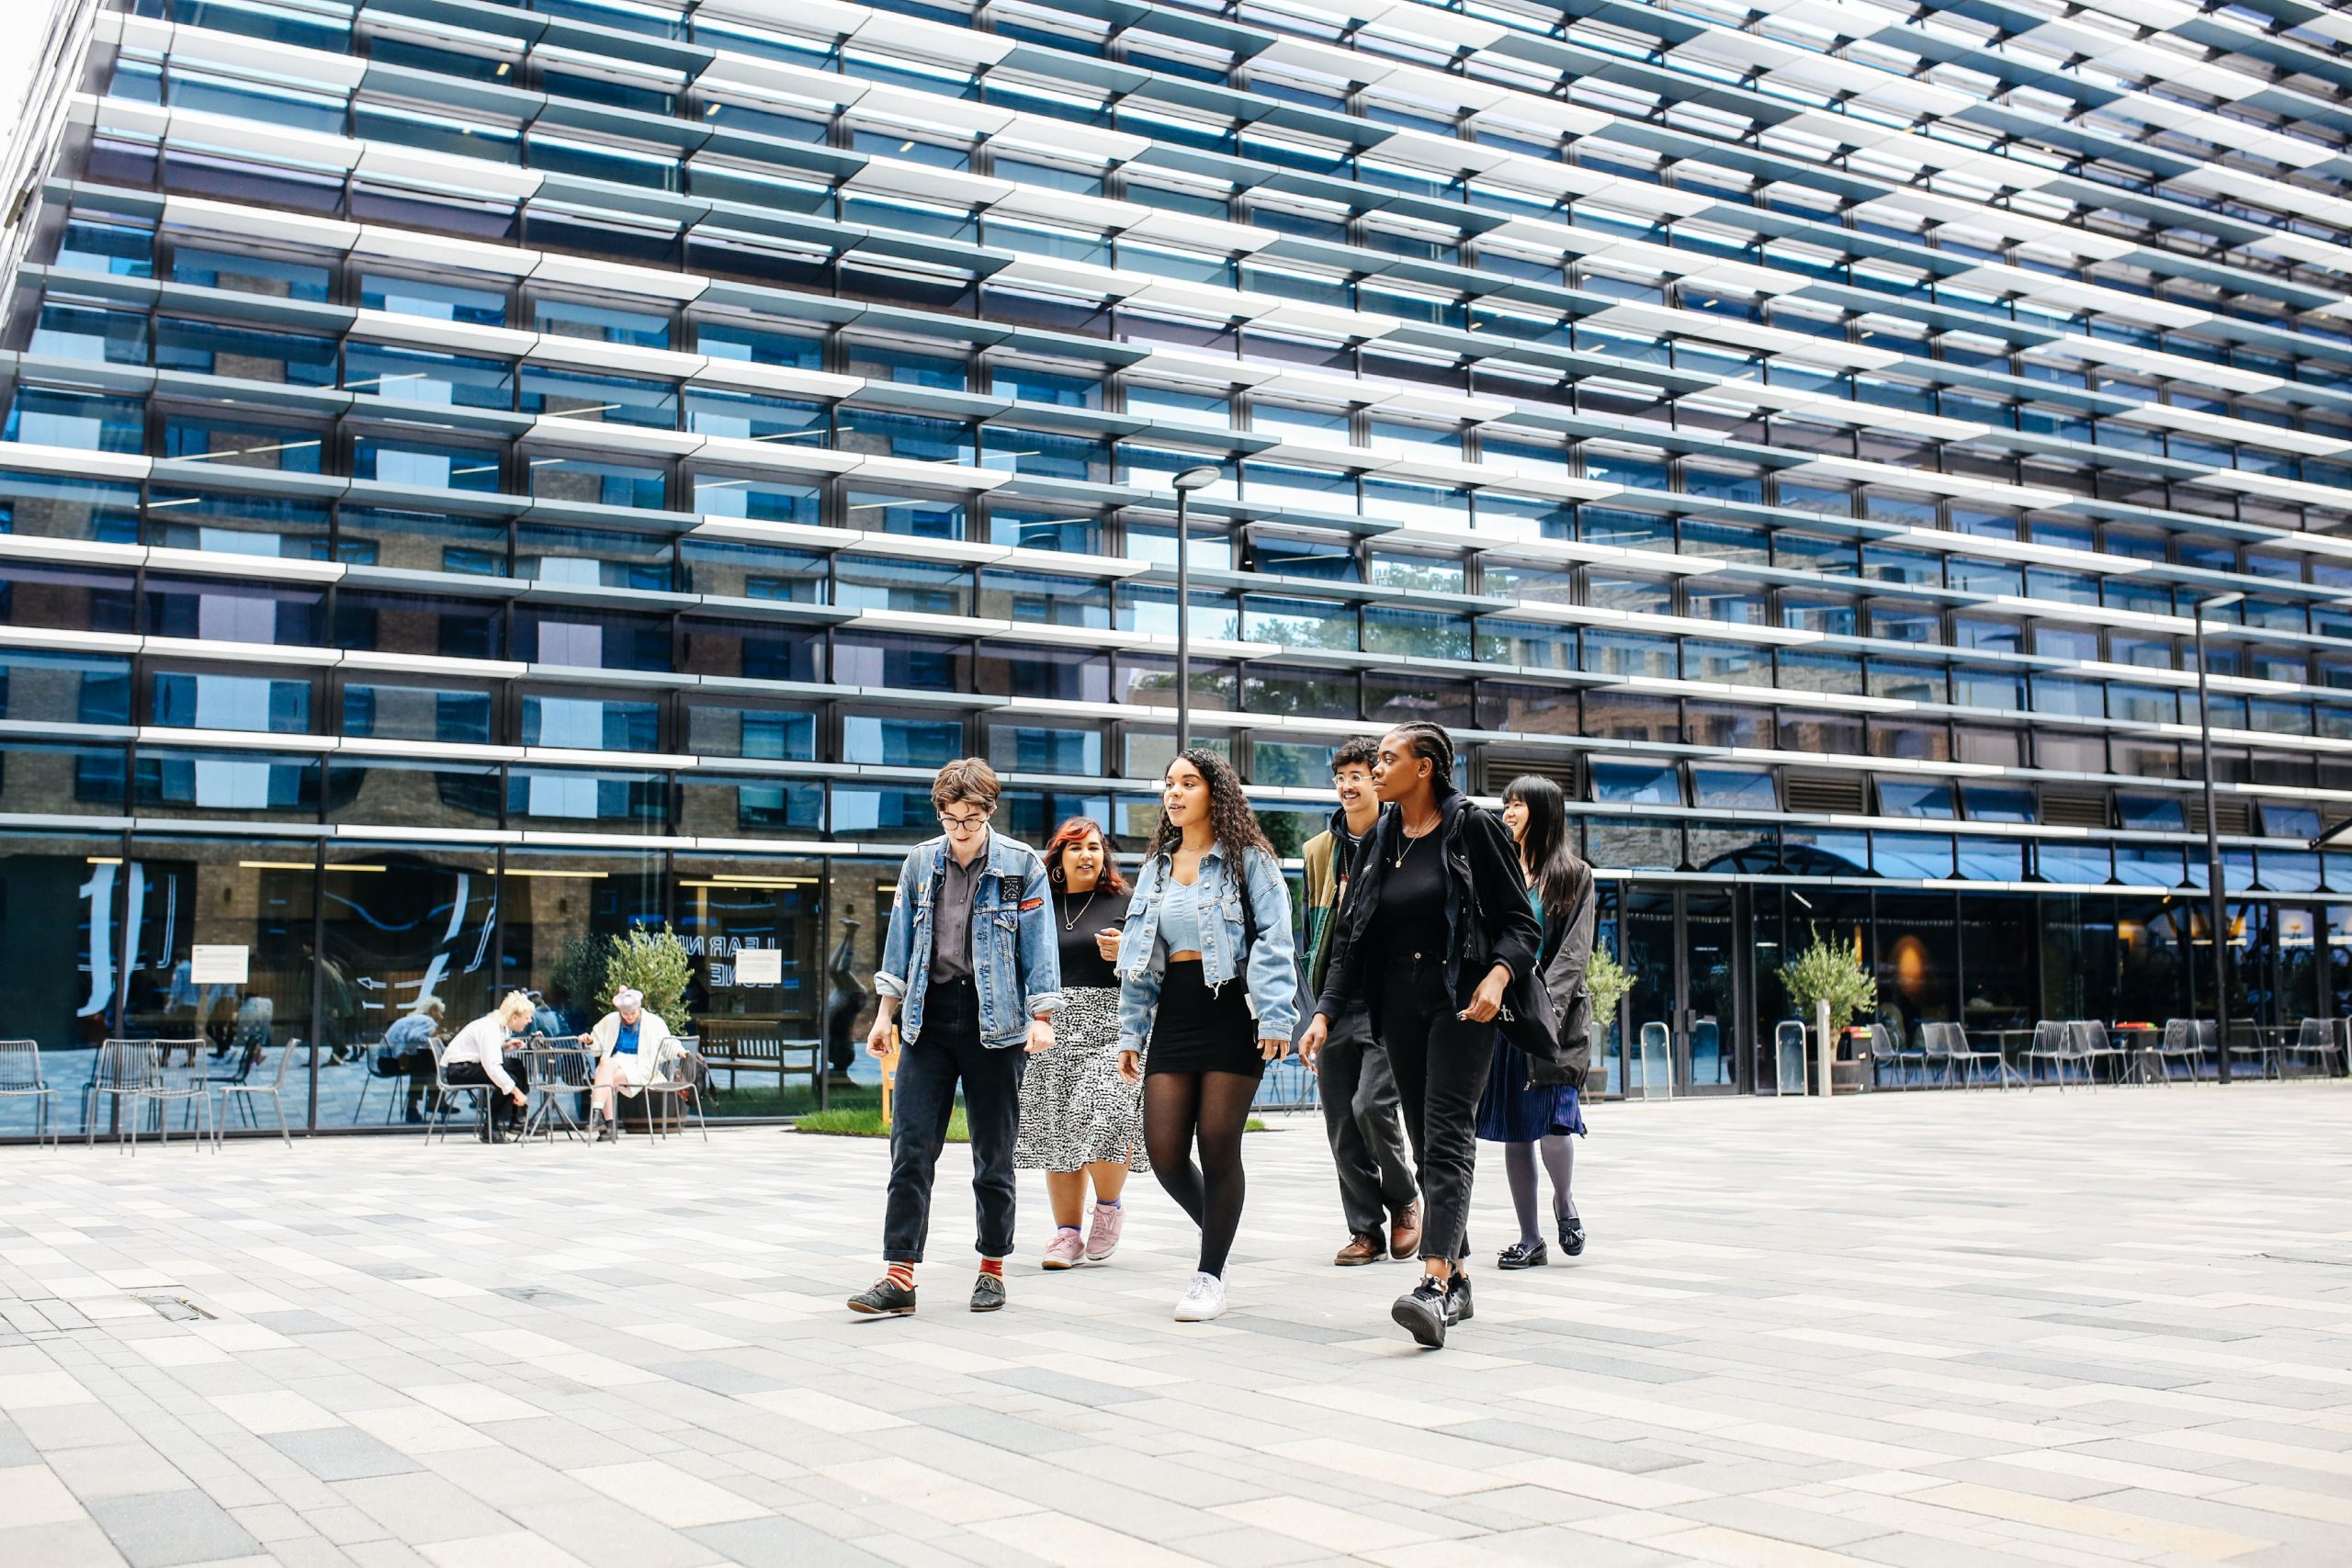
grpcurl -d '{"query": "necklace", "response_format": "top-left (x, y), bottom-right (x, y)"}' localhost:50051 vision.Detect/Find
top-left (1392, 818), bottom-right (1438, 870)
top-left (1059, 886), bottom-right (1099, 931)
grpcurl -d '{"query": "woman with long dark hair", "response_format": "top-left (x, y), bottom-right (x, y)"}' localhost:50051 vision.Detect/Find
top-left (1482, 775), bottom-right (1594, 1268)
top-left (1016, 817), bottom-right (1147, 1269)
top-left (1114, 749), bottom-right (1299, 1323)
top-left (1301, 722), bottom-right (1541, 1348)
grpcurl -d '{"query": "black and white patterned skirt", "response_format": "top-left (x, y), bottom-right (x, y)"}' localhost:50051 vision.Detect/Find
top-left (1015, 986), bottom-right (1148, 1173)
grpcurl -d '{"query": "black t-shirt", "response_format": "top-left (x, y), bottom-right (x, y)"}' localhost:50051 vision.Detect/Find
top-left (1375, 832), bottom-right (1447, 946)
top-left (1053, 885), bottom-right (1120, 989)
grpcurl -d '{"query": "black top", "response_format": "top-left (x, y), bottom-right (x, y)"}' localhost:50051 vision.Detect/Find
top-left (1053, 884), bottom-right (1120, 989)
top-left (1316, 793), bottom-right (1543, 1031)
top-left (1375, 833), bottom-right (1448, 944)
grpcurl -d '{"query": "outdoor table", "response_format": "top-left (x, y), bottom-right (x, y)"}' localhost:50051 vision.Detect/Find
top-left (521, 1043), bottom-right (593, 1144)
top-left (2108, 1021), bottom-right (2163, 1084)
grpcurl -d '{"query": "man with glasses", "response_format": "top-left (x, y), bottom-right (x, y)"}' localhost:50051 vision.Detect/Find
top-left (850, 759), bottom-right (1062, 1317)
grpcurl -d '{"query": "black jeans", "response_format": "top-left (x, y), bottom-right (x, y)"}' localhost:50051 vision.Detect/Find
top-left (1378, 956), bottom-right (1497, 1264)
top-left (883, 977), bottom-right (1027, 1265)
top-left (1318, 1009), bottom-right (1418, 1239)
top-left (443, 1055), bottom-right (526, 1136)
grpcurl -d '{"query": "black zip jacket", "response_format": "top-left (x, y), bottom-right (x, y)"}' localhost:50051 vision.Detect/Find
top-left (1315, 791), bottom-right (1542, 1038)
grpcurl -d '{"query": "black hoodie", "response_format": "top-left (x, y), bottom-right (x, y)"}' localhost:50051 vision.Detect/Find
top-left (1314, 790), bottom-right (1542, 1039)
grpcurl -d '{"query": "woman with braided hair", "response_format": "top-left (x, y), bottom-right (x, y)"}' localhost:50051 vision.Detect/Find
top-left (1300, 722), bottom-right (1542, 1348)
top-left (1114, 749), bottom-right (1300, 1323)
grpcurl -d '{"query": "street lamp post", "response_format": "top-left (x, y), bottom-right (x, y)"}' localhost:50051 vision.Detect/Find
top-left (1170, 467), bottom-right (1221, 757)
top-left (2194, 591), bottom-right (2243, 1084)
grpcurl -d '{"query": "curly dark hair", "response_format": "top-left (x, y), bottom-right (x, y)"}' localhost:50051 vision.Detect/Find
top-left (1147, 747), bottom-right (1272, 862)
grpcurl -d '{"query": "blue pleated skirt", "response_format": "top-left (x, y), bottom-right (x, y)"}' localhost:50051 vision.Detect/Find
top-left (1476, 1034), bottom-right (1588, 1143)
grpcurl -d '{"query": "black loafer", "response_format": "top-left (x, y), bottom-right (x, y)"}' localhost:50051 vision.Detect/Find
top-left (1559, 1221), bottom-right (1587, 1258)
top-left (1497, 1239), bottom-right (1548, 1270)
top-left (970, 1272), bottom-right (1007, 1313)
top-left (847, 1278), bottom-right (917, 1317)
top-left (1392, 1275), bottom-right (1451, 1348)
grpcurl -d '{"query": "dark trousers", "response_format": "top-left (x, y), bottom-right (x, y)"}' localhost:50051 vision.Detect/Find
top-left (443, 1055), bottom-right (526, 1136)
top-left (1319, 1011), bottom-right (1419, 1239)
top-left (1379, 958), bottom-right (1498, 1264)
top-left (883, 977), bottom-right (1026, 1265)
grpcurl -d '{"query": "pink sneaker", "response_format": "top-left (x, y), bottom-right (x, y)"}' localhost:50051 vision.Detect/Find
top-left (1084, 1203), bottom-right (1124, 1263)
top-left (1042, 1229), bottom-right (1085, 1270)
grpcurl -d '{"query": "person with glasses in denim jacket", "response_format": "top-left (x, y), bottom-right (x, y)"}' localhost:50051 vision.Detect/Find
top-left (1114, 748), bottom-right (1300, 1324)
top-left (847, 759), bottom-right (1061, 1319)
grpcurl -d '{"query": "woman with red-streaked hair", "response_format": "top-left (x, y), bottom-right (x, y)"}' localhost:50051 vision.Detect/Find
top-left (1014, 817), bottom-right (1148, 1269)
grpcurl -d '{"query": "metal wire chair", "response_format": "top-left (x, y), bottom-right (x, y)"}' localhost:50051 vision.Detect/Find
top-left (215, 1036), bottom-right (298, 1147)
top-left (0, 1040), bottom-right (59, 1147)
top-left (636, 1042), bottom-right (709, 1144)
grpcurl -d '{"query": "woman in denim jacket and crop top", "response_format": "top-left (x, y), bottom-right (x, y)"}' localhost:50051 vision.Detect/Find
top-left (1114, 748), bottom-right (1299, 1323)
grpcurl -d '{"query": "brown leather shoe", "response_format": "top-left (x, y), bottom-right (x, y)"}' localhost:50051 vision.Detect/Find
top-left (1388, 1202), bottom-right (1422, 1261)
top-left (1334, 1233), bottom-right (1382, 1266)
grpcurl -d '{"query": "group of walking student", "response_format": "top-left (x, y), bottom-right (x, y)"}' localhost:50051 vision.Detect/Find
top-left (846, 725), bottom-right (1598, 1350)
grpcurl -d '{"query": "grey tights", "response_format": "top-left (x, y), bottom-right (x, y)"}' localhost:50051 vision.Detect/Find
top-left (1504, 1135), bottom-right (1577, 1246)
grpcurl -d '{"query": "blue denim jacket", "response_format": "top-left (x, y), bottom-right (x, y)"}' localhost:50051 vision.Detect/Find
top-left (1114, 842), bottom-right (1299, 1056)
top-left (874, 831), bottom-right (1062, 1049)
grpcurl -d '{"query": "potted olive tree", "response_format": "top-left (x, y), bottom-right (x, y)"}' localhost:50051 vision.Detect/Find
top-left (1583, 942), bottom-right (1636, 1082)
top-left (1779, 927), bottom-right (1877, 1095)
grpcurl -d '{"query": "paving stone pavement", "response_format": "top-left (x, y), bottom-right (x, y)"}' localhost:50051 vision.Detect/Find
top-left (1, 1086), bottom-right (2348, 1568)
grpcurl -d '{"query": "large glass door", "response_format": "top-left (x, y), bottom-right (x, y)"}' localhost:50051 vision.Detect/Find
top-left (1621, 886), bottom-right (1746, 1096)
top-left (1683, 893), bottom-right (1737, 1092)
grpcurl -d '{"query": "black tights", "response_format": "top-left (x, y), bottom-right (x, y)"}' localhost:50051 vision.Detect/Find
top-left (1143, 1070), bottom-right (1257, 1278)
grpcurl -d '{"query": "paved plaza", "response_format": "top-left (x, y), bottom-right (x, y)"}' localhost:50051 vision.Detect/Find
top-left (0, 1088), bottom-right (2348, 1568)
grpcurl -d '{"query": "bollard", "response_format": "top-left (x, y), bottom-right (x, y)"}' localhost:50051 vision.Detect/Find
top-left (1815, 999), bottom-right (1833, 1099)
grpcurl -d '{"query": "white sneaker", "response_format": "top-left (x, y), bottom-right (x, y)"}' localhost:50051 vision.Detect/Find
top-left (1173, 1271), bottom-right (1226, 1322)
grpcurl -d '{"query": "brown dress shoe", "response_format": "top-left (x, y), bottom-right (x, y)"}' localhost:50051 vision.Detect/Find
top-left (1389, 1201), bottom-right (1422, 1261)
top-left (1334, 1233), bottom-right (1382, 1266)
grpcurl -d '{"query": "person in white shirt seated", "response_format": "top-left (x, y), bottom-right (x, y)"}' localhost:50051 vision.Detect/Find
top-left (442, 991), bottom-right (535, 1142)
top-left (579, 987), bottom-right (676, 1143)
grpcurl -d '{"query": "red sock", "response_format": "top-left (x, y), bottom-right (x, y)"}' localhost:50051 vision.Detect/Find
top-left (978, 1258), bottom-right (1004, 1280)
top-left (885, 1263), bottom-right (914, 1291)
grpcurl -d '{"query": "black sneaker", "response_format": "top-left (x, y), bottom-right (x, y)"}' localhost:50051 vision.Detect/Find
top-left (847, 1277), bottom-right (917, 1317)
top-left (1392, 1274), bottom-right (1452, 1348)
top-left (1497, 1238), bottom-right (1548, 1270)
top-left (1559, 1220), bottom-right (1587, 1258)
top-left (970, 1272), bottom-right (1006, 1313)
top-left (1446, 1269), bottom-right (1474, 1325)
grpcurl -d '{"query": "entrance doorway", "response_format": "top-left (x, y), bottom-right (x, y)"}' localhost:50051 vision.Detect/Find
top-left (1621, 886), bottom-right (1745, 1095)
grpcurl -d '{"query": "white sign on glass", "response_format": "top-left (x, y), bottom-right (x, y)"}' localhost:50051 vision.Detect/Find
top-left (733, 947), bottom-right (782, 986)
top-left (190, 944), bottom-right (250, 985)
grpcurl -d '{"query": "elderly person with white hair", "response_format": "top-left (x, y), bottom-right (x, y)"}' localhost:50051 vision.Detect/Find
top-left (578, 987), bottom-right (677, 1143)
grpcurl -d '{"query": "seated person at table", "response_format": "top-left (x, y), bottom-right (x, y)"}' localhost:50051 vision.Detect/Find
top-left (381, 998), bottom-right (446, 1124)
top-left (580, 987), bottom-right (677, 1142)
top-left (443, 992), bottom-right (535, 1141)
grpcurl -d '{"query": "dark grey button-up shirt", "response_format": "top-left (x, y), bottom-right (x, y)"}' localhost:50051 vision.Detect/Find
top-left (928, 840), bottom-right (987, 985)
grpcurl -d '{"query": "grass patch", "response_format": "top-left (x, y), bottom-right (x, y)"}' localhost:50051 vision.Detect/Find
top-left (793, 1109), bottom-right (1268, 1140)
top-left (797, 1107), bottom-right (967, 1141)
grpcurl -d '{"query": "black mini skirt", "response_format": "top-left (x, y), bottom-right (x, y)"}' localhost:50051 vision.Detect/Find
top-left (1144, 959), bottom-right (1264, 1078)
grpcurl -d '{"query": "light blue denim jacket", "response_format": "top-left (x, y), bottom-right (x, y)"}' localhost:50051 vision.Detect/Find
top-left (874, 831), bottom-right (1062, 1049)
top-left (1114, 842), bottom-right (1300, 1056)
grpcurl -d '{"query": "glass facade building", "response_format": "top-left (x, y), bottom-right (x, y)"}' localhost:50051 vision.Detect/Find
top-left (4, 0), bottom-right (2351, 1131)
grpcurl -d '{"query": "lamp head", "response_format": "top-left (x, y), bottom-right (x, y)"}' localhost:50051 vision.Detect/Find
top-left (1171, 466), bottom-right (1221, 492)
top-left (2199, 591), bottom-right (2244, 613)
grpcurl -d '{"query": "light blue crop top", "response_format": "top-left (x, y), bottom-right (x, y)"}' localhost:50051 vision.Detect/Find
top-left (1156, 877), bottom-right (1205, 959)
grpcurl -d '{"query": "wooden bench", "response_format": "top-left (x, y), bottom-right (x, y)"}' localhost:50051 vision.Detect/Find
top-left (696, 1028), bottom-right (825, 1095)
